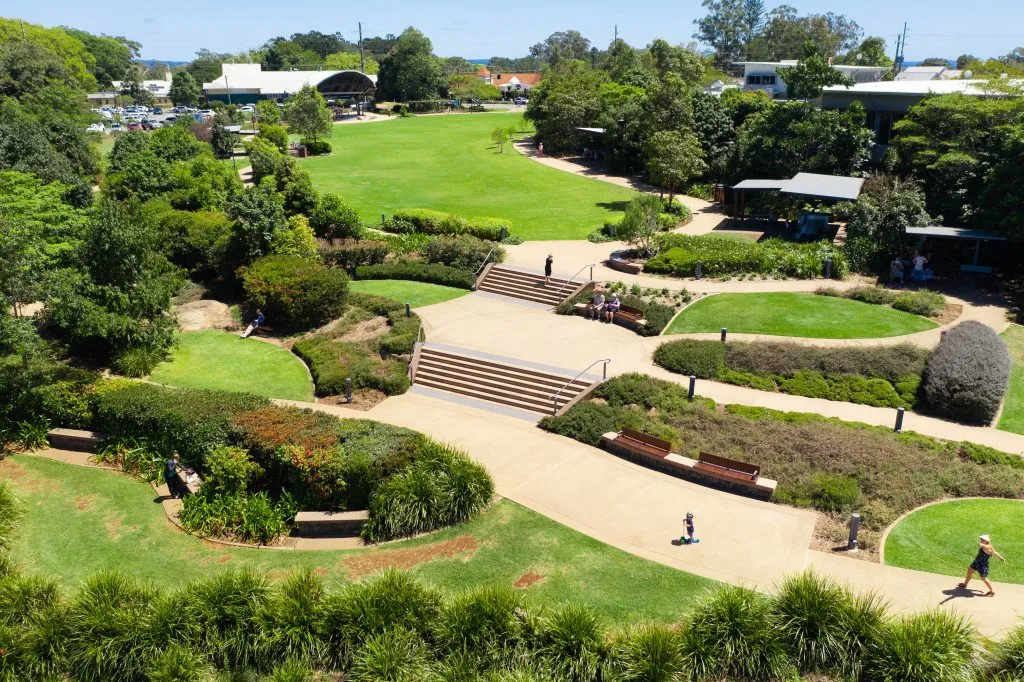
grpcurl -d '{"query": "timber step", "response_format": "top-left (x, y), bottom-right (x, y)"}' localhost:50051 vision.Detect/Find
top-left (476, 266), bottom-right (583, 306)
top-left (413, 346), bottom-right (595, 415)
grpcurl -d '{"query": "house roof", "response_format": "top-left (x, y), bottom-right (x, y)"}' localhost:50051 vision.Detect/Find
top-left (895, 65), bottom-right (946, 81)
top-left (822, 79), bottom-right (1021, 97)
top-left (491, 72), bottom-right (542, 87)
top-left (905, 226), bottom-right (1007, 241)
top-left (204, 63), bottom-right (376, 96)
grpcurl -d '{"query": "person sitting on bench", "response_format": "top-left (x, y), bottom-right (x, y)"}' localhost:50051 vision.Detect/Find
top-left (603, 295), bottom-right (621, 323)
top-left (587, 291), bottom-right (605, 319)
top-left (240, 308), bottom-right (265, 338)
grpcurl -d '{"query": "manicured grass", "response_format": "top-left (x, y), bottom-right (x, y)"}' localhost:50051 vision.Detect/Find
top-left (998, 324), bottom-right (1024, 435)
top-left (2, 455), bottom-right (717, 623)
top-left (149, 329), bottom-right (313, 401)
top-left (884, 499), bottom-right (1024, 584)
top-left (299, 113), bottom-right (636, 240)
top-left (665, 292), bottom-right (938, 339)
top-left (349, 279), bottom-right (469, 308)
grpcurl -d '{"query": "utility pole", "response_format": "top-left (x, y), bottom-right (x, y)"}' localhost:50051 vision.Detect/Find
top-left (359, 22), bottom-right (365, 73)
top-left (892, 22), bottom-right (907, 75)
top-left (20, 18), bottom-right (27, 42)
top-left (614, 25), bottom-right (618, 42)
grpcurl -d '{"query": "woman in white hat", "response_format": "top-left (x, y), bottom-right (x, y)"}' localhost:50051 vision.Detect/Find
top-left (959, 534), bottom-right (1006, 596)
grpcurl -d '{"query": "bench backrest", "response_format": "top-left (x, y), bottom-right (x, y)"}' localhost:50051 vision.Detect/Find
top-left (621, 428), bottom-right (671, 452)
top-left (698, 452), bottom-right (759, 477)
top-left (617, 304), bottom-right (644, 316)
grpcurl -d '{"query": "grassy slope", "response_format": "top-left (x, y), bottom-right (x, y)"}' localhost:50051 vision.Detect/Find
top-left (149, 330), bottom-right (313, 401)
top-left (3, 455), bottom-right (716, 623)
top-left (884, 499), bottom-right (1024, 583)
top-left (300, 113), bottom-right (635, 240)
top-left (349, 279), bottom-right (469, 308)
top-left (665, 292), bottom-right (938, 339)
top-left (998, 324), bottom-right (1024, 435)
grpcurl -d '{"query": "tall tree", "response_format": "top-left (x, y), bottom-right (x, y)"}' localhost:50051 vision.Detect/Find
top-left (529, 31), bottom-right (592, 67)
top-left (119, 66), bottom-right (154, 106)
top-left (777, 43), bottom-right (854, 99)
top-left (645, 40), bottom-right (705, 84)
top-left (616, 193), bottom-right (665, 256)
top-left (525, 60), bottom-right (605, 153)
top-left (693, 0), bottom-right (758, 62)
top-left (64, 29), bottom-right (139, 87)
top-left (644, 130), bottom-right (708, 206)
top-left (603, 39), bottom-right (644, 83)
top-left (376, 28), bottom-right (446, 102)
top-left (842, 37), bottom-right (890, 67)
top-left (283, 85), bottom-right (332, 141)
top-left (325, 51), bottom-right (379, 74)
top-left (746, 6), bottom-right (862, 60)
top-left (168, 71), bottom-right (201, 106)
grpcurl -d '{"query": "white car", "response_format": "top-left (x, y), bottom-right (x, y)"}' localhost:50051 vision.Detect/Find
top-left (86, 123), bottom-right (105, 133)
top-left (197, 109), bottom-right (214, 117)
top-left (239, 105), bottom-right (255, 113)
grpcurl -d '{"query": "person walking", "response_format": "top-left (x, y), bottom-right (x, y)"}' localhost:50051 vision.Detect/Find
top-left (680, 512), bottom-right (699, 544)
top-left (958, 534), bottom-right (1006, 596)
top-left (544, 254), bottom-right (553, 285)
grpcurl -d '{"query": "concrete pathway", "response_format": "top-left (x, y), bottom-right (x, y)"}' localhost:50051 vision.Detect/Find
top-left (278, 392), bottom-right (1024, 637)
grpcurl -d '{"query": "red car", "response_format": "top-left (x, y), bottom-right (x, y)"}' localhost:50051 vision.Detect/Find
top-left (126, 122), bottom-right (142, 131)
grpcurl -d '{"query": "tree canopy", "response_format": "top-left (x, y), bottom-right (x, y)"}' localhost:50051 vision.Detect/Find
top-left (376, 27), bottom-right (446, 102)
top-left (284, 85), bottom-right (332, 141)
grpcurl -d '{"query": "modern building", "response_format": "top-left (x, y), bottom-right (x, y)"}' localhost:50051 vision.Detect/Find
top-left (821, 79), bottom-right (1023, 148)
top-left (203, 63), bottom-right (376, 105)
top-left (88, 73), bottom-right (174, 108)
top-left (734, 60), bottom-right (888, 99)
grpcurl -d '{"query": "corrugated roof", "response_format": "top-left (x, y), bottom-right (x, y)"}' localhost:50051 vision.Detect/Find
top-left (906, 226), bottom-right (1007, 241)
top-left (823, 79), bottom-right (1022, 96)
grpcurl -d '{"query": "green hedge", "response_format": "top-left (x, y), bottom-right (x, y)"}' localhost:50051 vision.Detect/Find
top-left (654, 339), bottom-right (927, 409)
top-left (645, 235), bottom-right (848, 279)
top-left (354, 262), bottom-right (475, 289)
top-left (241, 255), bottom-right (349, 329)
top-left (387, 208), bottom-right (511, 241)
top-left (818, 286), bottom-right (946, 318)
top-left (293, 338), bottom-right (410, 397)
top-left (319, 240), bottom-right (390, 268)
top-left (299, 138), bottom-right (332, 155)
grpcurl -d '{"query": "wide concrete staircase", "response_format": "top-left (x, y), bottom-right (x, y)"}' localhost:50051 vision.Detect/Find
top-left (476, 265), bottom-right (582, 307)
top-left (412, 344), bottom-right (599, 416)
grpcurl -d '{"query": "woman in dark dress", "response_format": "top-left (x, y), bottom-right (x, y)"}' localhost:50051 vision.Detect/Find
top-left (544, 254), bottom-right (553, 285)
top-left (959, 534), bottom-right (1005, 596)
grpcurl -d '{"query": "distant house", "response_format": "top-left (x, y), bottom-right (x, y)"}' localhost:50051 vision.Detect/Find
top-left (88, 72), bottom-right (174, 108)
top-left (203, 63), bottom-right (376, 105)
top-left (734, 60), bottom-right (887, 99)
top-left (475, 67), bottom-right (541, 96)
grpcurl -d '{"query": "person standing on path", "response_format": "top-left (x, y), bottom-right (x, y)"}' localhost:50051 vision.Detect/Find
top-left (544, 254), bottom-right (553, 285)
top-left (165, 453), bottom-right (182, 499)
top-left (959, 534), bottom-right (1005, 596)
top-left (681, 512), bottom-right (698, 544)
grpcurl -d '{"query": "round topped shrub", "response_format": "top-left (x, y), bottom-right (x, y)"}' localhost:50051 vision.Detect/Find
top-left (241, 255), bottom-right (349, 329)
top-left (921, 320), bottom-right (1010, 424)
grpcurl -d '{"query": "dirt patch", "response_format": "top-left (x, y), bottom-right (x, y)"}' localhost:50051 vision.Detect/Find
top-left (341, 535), bottom-right (479, 579)
top-left (217, 553), bottom-right (234, 564)
top-left (105, 517), bottom-right (122, 539)
top-left (0, 458), bottom-right (58, 493)
top-left (809, 513), bottom-right (879, 563)
top-left (75, 495), bottom-right (97, 512)
top-left (0, 458), bottom-right (27, 481)
top-left (932, 303), bottom-right (963, 326)
top-left (175, 300), bottom-right (236, 331)
top-left (337, 316), bottom-right (389, 343)
top-left (319, 389), bottom-right (389, 410)
top-left (513, 571), bottom-right (546, 589)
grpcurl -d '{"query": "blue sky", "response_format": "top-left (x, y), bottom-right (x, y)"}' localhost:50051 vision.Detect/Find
top-left (16, 0), bottom-right (1024, 62)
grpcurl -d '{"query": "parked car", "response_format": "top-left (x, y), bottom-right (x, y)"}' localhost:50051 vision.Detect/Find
top-left (126, 122), bottom-right (142, 131)
top-left (109, 123), bottom-right (123, 132)
top-left (239, 105), bottom-right (255, 113)
top-left (197, 109), bottom-right (214, 117)
top-left (141, 120), bottom-right (161, 130)
top-left (513, 97), bottom-right (527, 105)
top-left (86, 123), bottom-right (105, 133)
top-left (152, 107), bottom-right (163, 114)
top-left (164, 115), bottom-right (177, 122)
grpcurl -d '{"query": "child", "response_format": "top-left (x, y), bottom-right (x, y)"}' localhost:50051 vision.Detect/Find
top-left (681, 512), bottom-right (699, 544)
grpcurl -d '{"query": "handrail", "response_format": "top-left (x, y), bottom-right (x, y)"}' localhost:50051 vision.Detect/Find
top-left (416, 323), bottom-right (425, 347)
top-left (554, 263), bottom-right (597, 299)
top-left (550, 358), bottom-right (610, 416)
top-left (408, 323), bottom-right (425, 381)
top-left (474, 247), bottom-right (497, 276)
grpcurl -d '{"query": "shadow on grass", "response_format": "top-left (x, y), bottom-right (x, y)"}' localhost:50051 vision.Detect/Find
top-left (595, 200), bottom-right (632, 212)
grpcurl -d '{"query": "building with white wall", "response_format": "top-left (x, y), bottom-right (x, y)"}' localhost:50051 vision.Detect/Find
top-left (735, 60), bottom-right (888, 99)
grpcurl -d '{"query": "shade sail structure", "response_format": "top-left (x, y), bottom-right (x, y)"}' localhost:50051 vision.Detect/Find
top-left (575, 127), bottom-right (606, 134)
top-left (905, 226), bottom-right (1008, 241)
top-left (779, 173), bottom-right (864, 201)
top-left (732, 179), bottom-right (788, 191)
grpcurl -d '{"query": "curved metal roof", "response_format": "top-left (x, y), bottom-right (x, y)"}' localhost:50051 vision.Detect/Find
top-left (316, 70), bottom-right (377, 95)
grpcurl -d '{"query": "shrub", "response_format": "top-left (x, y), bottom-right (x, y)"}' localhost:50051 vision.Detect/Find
top-left (91, 382), bottom-right (268, 467)
top-left (844, 286), bottom-right (895, 306)
top-left (244, 136), bottom-right (283, 183)
top-left (146, 644), bottom-right (214, 682)
top-left (610, 623), bottom-right (685, 682)
top-left (293, 338), bottom-right (410, 397)
top-left (325, 569), bottom-right (442, 647)
top-left (256, 123), bottom-right (289, 152)
top-left (310, 193), bottom-right (362, 241)
top-left (347, 627), bottom-right (432, 681)
top-left (772, 572), bottom-right (857, 674)
top-left (178, 490), bottom-right (294, 544)
top-left (806, 472), bottom-right (861, 512)
top-left (892, 290), bottom-right (946, 317)
top-left (864, 610), bottom-right (978, 682)
top-left (204, 445), bottom-right (261, 495)
top-left (241, 255), bottom-right (349, 329)
top-left (299, 138), bottom-right (332, 155)
top-left (538, 401), bottom-right (621, 446)
top-left (0, 482), bottom-right (23, 551)
top-left (991, 623), bottom-right (1024, 679)
top-left (646, 235), bottom-right (847, 279)
top-left (537, 603), bottom-right (608, 681)
top-left (724, 341), bottom-right (928, 383)
top-left (921, 321), bottom-right (1011, 424)
top-left (113, 346), bottom-right (164, 378)
top-left (354, 262), bottom-right (475, 289)
top-left (654, 340), bottom-right (725, 379)
top-left (94, 436), bottom-right (165, 482)
top-left (391, 208), bottom-right (511, 241)
top-left (148, 205), bottom-right (233, 276)
top-left (320, 239), bottom-right (390, 268)
top-left (436, 586), bottom-right (523, 658)
top-left (421, 234), bottom-right (506, 270)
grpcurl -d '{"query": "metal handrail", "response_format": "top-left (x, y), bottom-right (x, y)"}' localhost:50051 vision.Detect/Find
top-left (416, 323), bottom-right (425, 346)
top-left (408, 323), bottom-right (425, 381)
top-left (554, 263), bottom-right (597, 299)
top-left (474, 247), bottom-right (497, 276)
top-left (550, 358), bottom-right (611, 415)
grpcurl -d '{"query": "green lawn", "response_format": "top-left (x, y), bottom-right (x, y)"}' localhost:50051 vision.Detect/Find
top-left (2, 455), bottom-right (717, 623)
top-left (299, 113), bottom-right (636, 240)
top-left (998, 325), bottom-right (1024, 435)
top-left (665, 292), bottom-right (939, 339)
top-left (349, 279), bottom-right (469, 308)
top-left (884, 499), bottom-right (1024, 584)
top-left (149, 330), bottom-right (313, 401)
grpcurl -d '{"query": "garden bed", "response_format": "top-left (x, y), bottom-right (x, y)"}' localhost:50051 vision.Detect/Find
top-left (540, 374), bottom-right (1024, 556)
top-left (645, 234), bottom-right (848, 280)
top-left (654, 339), bottom-right (929, 409)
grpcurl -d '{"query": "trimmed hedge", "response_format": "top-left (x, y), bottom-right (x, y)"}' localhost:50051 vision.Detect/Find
top-left (818, 286), bottom-right (946, 318)
top-left (646, 235), bottom-right (848, 279)
top-left (654, 339), bottom-right (928, 409)
top-left (299, 138), bottom-right (332, 155)
top-left (354, 262), bottom-right (475, 289)
top-left (319, 240), bottom-right (390, 268)
top-left (241, 255), bottom-right (349, 329)
top-left (921, 321), bottom-right (1011, 424)
top-left (421, 234), bottom-right (505, 270)
top-left (293, 338), bottom-right (410, 397)
top-left (387, 208), bottom-right (511, 242)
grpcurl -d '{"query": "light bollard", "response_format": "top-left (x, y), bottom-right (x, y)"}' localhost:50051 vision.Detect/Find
top-left (405, 303), bottom-right (411, 318)
top-left (848, 512), bottom-right (861, 551)
top-left (721, 327), bottom-right (727, 343)
top-left (894, 407), bottom-right (905, 433)
top-left (696, 259), bottom-right (703, 279)
top-left (688, 375), bottom-right (696, 402)
top-left (345, 377), bottom-right (353, 404)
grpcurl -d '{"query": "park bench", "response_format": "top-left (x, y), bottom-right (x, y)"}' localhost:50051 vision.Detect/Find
top-left (252, 325), bottom-right (274, 337)
top-left (694, 452), bottom-right (760, 485)
top-left (616, 428), bottom-right (671, 459)
top-left (47, 428), bottom-right (102, 452)
top-left (571, 302), bottom-right (648, 331)
top-left (175, 468), bottom-right (203, 496)
top-left (295, 510), bottom-right (369, 537)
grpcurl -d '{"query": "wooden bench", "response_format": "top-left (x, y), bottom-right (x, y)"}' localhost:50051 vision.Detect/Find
top-left (175, 468), bottom-right (203, 496)
top-left (251, 325), bottom-right (274, 337)
top-left (617, 428), bottom-right (671, 459)
top-left (694, 452), bottom-right (760, 484)
top-left (47, 428), bottom-right (103, 453)
top-left (295, 510), bottom-right (369, 537)
top-left (571, 302), bottom-right (648, 330)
